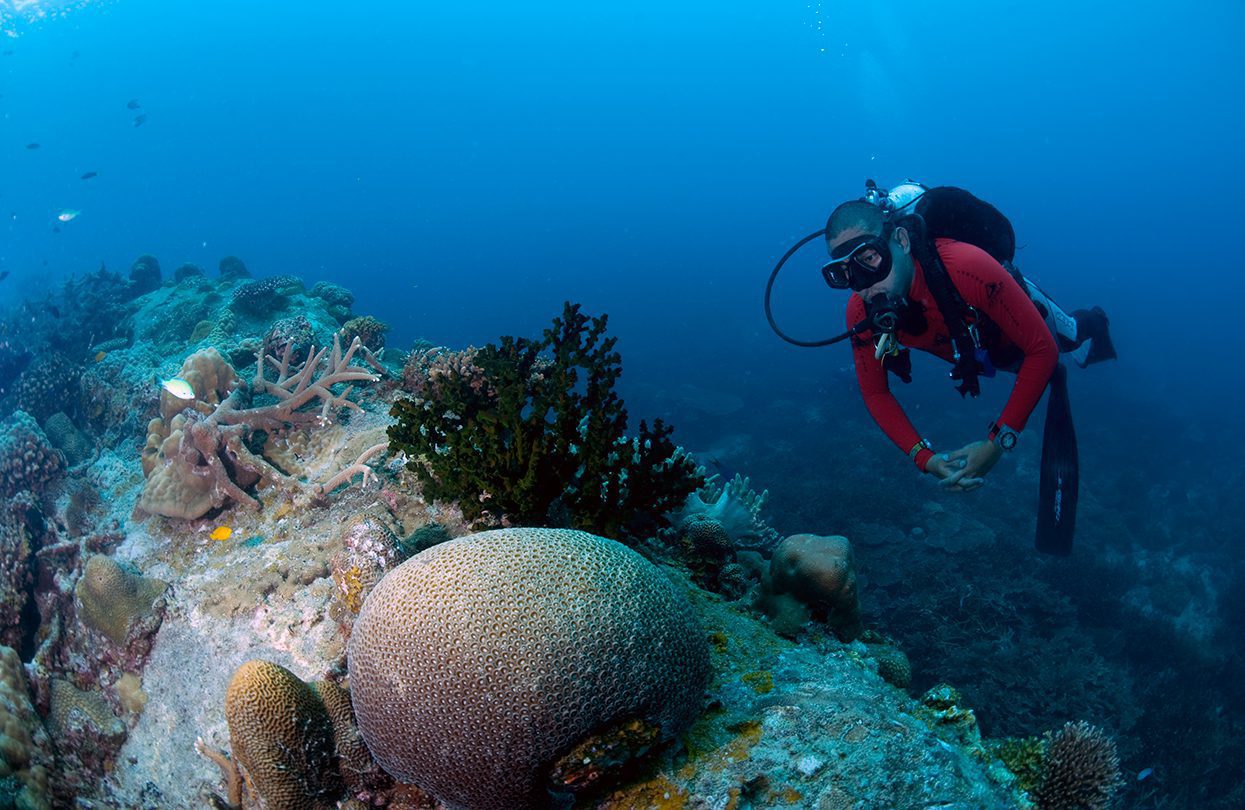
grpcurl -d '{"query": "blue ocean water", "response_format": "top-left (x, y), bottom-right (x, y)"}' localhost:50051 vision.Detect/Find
top-left (3, 0), bottom-right (1243, 806)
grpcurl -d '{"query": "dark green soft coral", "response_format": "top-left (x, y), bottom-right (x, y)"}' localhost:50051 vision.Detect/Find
top-left (388, 302), bottom-right (703, 540)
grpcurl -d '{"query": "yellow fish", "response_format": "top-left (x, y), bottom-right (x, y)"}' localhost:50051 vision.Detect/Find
top-left (94, 350), bottom-right (107, 362)
top-left (209, 526), bottom-right (232, 541)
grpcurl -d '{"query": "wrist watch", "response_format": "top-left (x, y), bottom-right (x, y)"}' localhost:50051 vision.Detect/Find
top-left (988, 422), bottom-right (1019, 451)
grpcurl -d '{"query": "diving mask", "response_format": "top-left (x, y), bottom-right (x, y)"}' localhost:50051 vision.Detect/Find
top-left (822, 232), bottom-right (893, 291)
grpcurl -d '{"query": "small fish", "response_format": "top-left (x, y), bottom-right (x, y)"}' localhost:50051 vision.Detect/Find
top-left (209, 526), bottom-right (233, 541)
top-left (57, 208), bottom-right (80, 222)
top-left (161, 377), bottom-right (196, 400)
top-left (94, 350), bottom-right (107, 362)
top-left (132, 113), bottom-right (147, 127)
top-left (126, 98), bottom-right (141, 110)
top-left (1137, 767), bottom-right (1153, 781)
top-left (25, 143), bottom-right (39, 150)
top-left (80, 171), bottom-right (97, 180)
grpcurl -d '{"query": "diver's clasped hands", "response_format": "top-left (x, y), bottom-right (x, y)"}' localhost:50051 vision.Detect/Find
top-left (925, 440), bottom-right (1004, 492)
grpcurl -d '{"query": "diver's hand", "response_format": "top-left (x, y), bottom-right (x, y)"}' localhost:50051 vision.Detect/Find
top-left (923, 454), bottom-right (978, 491)
top-left (939, 440), bottom-right (1003, 491)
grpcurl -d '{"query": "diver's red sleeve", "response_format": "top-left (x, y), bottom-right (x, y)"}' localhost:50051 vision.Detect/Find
top-left (846, 296), bottom-right (935, 471)
top-left (939, 240), bottom-right (1058, 433)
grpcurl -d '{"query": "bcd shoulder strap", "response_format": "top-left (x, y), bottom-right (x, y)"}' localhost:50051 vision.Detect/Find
top-left (898, 214), bottom-right (985, 398)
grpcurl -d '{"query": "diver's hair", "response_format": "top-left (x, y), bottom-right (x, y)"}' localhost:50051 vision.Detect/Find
top-left (826, 200), bottom-right (887, 242)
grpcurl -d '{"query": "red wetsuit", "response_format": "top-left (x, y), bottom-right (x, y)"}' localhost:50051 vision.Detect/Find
top-left (846, 238), bottom-right (1058, 472)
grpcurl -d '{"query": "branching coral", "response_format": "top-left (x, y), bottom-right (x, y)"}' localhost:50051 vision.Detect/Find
top-left (387, 302), bottom-right (704, 540)
top-left (138, 333), bottom-right (383, 520)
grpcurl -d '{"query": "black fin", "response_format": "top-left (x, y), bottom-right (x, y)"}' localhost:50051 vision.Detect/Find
top-left (1036, 363), bottom-right (1078, 555)
top-left (1072, 306), bottom-right (1117, 367)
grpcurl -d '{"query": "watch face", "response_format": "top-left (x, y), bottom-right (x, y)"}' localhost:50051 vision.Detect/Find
top-left (1000, 430), bottom-right (1018, 449)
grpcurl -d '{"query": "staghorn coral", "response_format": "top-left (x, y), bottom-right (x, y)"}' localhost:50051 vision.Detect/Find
top-left (0, 411), bottom-right (65, 500)
top-left (388, 303), bottom-right (704, 540)
top-left (763, 533), bottom-right (862, 641)
top-left (74, 554), bottom-right (168, 646)
top-left (0, 645), bottom-right (53, 810)
top-left (347, 527), bottom-right (711, 810)
top-left (1032, 721), bottom-right (1123, 810)
top-left (138, 334), bottom-right (381, 520)
top-left (224, 660), bottom-right (342, 810)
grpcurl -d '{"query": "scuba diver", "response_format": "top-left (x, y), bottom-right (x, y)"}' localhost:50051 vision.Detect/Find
top-left (765, 181), bottom-right (1116, 554)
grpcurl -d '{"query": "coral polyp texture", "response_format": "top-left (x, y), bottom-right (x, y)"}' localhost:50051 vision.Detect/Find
top-left (1032, 720), bottom-right (1124, 810)
top-left (0, 411), bottom-right (65, 499)
top-left (347, 527), bottom-right (712, 810)
top-left (224, 659), bottom-right (342, 810)
top-left (138, 333), bottom-right (383, 519)
top-left (74, 554), bottom-right (168, 646)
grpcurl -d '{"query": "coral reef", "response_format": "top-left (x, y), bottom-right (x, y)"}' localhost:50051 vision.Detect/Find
top-left (763, 533), bottom-right (863, 641)
top-left (46, 678), bottom-right (127, 776)
top-left (347, 527), bottom-right (712, 809)
top-left (388, 302), bottom-right (704, 539)
top-left (1032, 721), bottom-right (1124, 810)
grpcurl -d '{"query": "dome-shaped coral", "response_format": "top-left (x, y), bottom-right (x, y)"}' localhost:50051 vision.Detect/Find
top-left (347, 527), bottom-right (711, 810)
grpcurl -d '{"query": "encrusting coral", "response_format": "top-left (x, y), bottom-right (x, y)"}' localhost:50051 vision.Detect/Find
top-left (74, 554), bottom-right (168, 646)
top-left (387, 302), bottom-right (703, 540)
top-left (138, 333), bottom-right (384, 520)
top-left (347, 527), bottom-right (711, 810)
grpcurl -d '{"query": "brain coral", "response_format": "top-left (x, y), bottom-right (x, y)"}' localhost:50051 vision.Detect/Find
top-left (224, 660), bottom-right (341, 810)
top-left (347, 527), bottom-right (711, 810)
top-left (75, 555), bottom-right (168, 646)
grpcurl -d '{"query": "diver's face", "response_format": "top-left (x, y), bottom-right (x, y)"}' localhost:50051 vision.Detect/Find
top-left (837, 226), bottom-right (912, 303)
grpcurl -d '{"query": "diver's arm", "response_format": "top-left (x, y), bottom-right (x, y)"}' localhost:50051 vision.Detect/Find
top-left (943, 240), bottom-right (1058, 436)
top-left (848, 298), bottom-right (935, 471)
